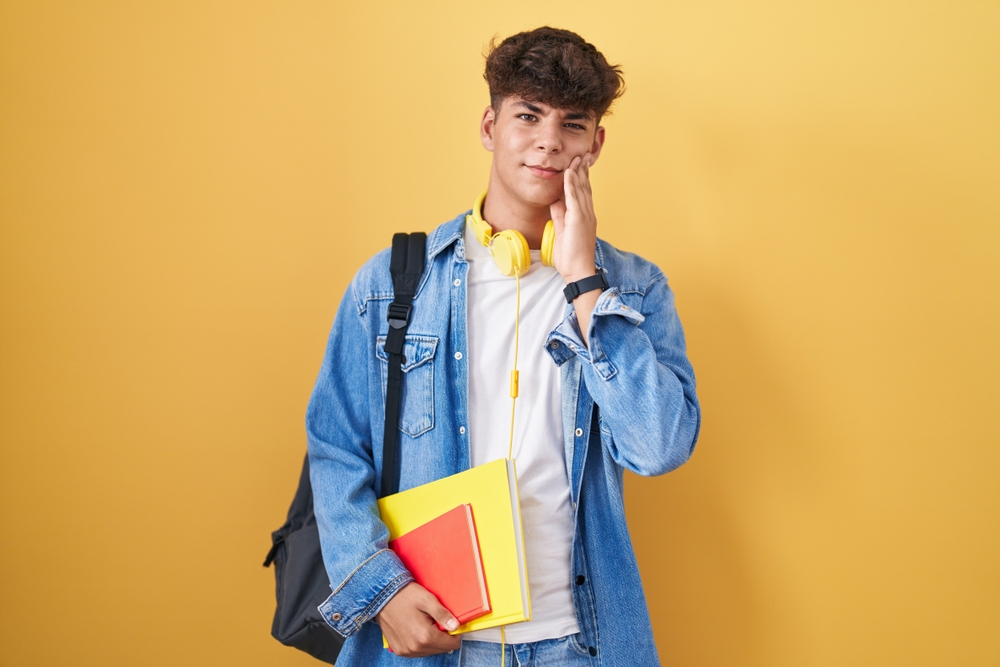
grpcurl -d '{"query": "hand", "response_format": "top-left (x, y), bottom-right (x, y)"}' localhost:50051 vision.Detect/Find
top-left (375, 582), bottom-right (461, 657)
top-left (550, 153), bottom-right (601, 344)
top-left (549, 153), bottom-right (598, 283)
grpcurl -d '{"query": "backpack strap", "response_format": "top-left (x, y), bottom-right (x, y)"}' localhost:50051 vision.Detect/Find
top-left (381, 232), bottom-right (427, 498)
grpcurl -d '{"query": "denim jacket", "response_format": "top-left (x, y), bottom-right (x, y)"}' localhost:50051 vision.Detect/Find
top-left (306, 212), bottom-right (701, 666)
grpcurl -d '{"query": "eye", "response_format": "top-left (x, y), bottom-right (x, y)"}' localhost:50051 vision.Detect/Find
top-left (564, 122), bottom-right (586, 130)
top-left (517, 113), bottom-right (538, 122)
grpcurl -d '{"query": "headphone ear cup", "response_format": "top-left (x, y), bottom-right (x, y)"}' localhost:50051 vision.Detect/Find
top-left (540, 220), bottom-right (555, 267)
top-left (492, 230), bottom-right (531, 276)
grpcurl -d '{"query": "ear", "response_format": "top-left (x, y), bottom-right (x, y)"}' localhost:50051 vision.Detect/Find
top-left (587, 125), bottom-right (607, 165)
top-left (480, 106), bottom-right (497, 152)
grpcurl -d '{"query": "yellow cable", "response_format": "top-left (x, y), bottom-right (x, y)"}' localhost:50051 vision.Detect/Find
top-left (479, 237), bottom-right (521, 665)
top-left (507, 271), bottom-right (521, 460)
top-left (501, 272), bottom-right (520, 666)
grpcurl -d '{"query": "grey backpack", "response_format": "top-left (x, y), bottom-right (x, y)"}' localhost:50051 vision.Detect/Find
top-left (263, 232), bottom-right (426, 663)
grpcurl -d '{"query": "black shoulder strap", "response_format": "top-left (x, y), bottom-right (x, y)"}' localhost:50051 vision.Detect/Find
top-left (381, 232), bottom-right (426, 498)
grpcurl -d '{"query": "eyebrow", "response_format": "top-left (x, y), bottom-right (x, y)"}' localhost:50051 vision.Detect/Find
top-left (515, 101), bottom-right (544, 114)
top-left (514, 100), bottom-right (593, 122)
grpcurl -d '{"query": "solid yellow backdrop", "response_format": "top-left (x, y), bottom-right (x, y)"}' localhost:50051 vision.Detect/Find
top-left (1, 2), bottom-right (998, 665)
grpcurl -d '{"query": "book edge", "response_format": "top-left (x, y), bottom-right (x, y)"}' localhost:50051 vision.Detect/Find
top-left (464, 503), bottom-right (491, 616)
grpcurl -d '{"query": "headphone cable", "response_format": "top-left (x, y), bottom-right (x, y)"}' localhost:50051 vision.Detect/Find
top-left (507, 270), bottom-right (521, 460)
top-left (500, 269), bottom-right (522, 665)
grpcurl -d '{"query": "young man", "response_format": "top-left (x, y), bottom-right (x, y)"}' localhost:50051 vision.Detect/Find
top-left (306, 27), bottom-right (700, 665)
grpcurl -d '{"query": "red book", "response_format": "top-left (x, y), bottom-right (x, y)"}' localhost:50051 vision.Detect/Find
top-left (389, 504), bottom-right (491, 627)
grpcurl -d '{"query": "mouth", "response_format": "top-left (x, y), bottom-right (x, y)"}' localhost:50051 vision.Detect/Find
top-left (525, 164), bottom-right (563, 179)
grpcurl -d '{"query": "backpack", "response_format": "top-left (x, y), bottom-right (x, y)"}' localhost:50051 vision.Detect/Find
top-left (263, 232), bottom-right (427, 664)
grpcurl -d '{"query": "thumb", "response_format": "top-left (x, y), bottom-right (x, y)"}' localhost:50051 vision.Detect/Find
top-left (416, 587), bottom-right (460, 632)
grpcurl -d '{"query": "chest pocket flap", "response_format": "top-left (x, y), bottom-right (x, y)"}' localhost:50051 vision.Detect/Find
top-left (376, 334), bottom-right (438, 437)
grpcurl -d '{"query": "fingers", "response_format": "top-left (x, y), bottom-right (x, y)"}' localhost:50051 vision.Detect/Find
top-left (409, 586), bottom-right (460, 654)
top-left (579, 153), bottom-right (593, 194)
top-left (566, 153), bottom-right (592, 176)
top-left (377, 583), bottom-right (461, 657)
top-left (564, 156), bottom-right (584, 208)
top-left (563, 153), bottom-right (595, 219)
top-left (416, 588), bottom-right (460, 633)
top-left (565, 153), bottom-right (592, 188)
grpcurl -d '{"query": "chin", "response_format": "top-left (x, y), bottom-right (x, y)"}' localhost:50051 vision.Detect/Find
top-left (518, 183), bottom-right (563, 208)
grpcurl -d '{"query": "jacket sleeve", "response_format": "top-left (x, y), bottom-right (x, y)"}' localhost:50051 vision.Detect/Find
top-left (548, 269), bottom-right (701, 476)
top-left (306, 279), bottom-right (413, 638)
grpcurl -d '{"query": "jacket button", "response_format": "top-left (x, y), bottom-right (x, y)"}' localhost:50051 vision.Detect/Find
top-left (454, 351), bottom-right (463, 360)
top-left (589, 646), bottom-right (597, 656)
top-left (331, 612), bottom-right (342, 621)
top-left (575, 428), bottom-right (583, 437)
top-left (575, 575), bottom-right (585, 585)
top-left (549, 341), bottom-right (559, 349)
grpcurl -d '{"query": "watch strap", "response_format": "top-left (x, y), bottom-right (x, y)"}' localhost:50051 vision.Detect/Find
top-left (563, 271), bottom-right (610, 304)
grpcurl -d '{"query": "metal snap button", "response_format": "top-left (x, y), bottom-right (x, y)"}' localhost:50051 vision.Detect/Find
top-left (331, 612), bottom-right (342, 621)
top-left (575, 428), bottom-right (583, 437)
top-left (454, 351), bottom-right (463, 360)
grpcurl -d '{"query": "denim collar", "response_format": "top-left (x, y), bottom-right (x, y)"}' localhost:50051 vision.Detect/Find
top-left (427, 213), bottom-right (467, 262)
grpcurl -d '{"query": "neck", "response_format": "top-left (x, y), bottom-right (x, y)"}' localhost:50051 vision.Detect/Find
top-left (481, 173), bottom-right (551, 249)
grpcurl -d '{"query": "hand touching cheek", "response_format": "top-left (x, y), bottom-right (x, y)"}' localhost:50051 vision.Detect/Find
top-left (550, 153), bottom-right (598, 283)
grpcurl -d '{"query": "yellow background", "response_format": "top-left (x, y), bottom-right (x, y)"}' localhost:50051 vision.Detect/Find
top-left (1, 2), bottom-right (997, 665)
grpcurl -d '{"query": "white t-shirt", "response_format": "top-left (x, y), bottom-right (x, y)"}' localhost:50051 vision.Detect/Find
top-left (461, 223), bottom-right (581, 643)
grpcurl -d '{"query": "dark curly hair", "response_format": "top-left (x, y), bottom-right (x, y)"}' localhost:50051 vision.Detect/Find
top-left (484, 27), bottom-right (625, 121)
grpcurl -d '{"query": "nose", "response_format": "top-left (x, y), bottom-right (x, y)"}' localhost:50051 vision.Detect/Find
top-left (535, 118), bottom-right (562, 154)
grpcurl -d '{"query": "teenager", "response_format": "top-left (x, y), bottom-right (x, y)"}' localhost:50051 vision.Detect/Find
top-left (306, 27), bottom-right (701, 665)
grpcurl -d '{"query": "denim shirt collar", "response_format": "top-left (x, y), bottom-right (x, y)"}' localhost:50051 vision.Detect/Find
top-left (427, 214), bottom-right (467, 262)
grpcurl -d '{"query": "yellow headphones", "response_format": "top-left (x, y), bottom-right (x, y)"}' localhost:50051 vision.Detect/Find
top-left (466, 191), bottom-right (555, 276)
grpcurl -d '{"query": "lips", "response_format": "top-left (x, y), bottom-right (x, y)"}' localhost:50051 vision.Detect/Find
top-left (526, 164), bottom-right (563, 179)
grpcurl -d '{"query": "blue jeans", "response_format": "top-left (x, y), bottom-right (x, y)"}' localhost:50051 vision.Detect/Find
top-left (459, 636), bottom-right (594, 666)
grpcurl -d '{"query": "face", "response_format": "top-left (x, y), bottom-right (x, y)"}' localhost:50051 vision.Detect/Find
top-left (481, 97), bottom-right (605, 209)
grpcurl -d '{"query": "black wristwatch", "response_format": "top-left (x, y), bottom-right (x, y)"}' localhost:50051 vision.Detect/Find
top-left (563, 270), bottom-right (610, 304)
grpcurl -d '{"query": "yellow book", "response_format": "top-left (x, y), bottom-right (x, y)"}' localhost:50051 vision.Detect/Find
top-left (377, 458), bottom-right (531, 634)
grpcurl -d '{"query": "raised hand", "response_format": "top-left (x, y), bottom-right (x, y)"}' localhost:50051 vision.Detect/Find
top-left (550, 152), bottom-right (598, 284)
top-left (550, 153), bottom-right (601, 344)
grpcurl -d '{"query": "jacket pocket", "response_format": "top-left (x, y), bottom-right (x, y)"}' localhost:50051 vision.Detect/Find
top-left (376, 334), bottom-right (438, 437)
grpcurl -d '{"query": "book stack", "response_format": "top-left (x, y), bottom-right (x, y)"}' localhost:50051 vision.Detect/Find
top-left (378, 458), bottom-right (532, 635)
